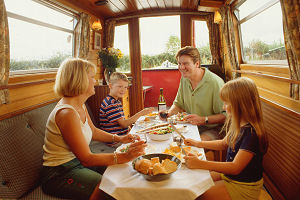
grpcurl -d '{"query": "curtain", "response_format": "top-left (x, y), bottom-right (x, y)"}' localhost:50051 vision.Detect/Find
top-left (280, 0), bottom-right (300, 100)
top-left (104, 19), bottom-right (116, 48)
top-left (74, 12), bottom-right (90, 59)
top-left (220, 5), bottom-right (239, 79)
top-left (0, 0), bottom-right (10, 104)
top-left (206, 13), bottom-right (223, 71)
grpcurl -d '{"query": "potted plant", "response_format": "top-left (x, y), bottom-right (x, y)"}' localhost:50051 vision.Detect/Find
top-left (98, 47), bottom-right (123, 84)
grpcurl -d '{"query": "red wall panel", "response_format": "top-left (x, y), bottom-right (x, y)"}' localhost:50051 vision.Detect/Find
top-left (142, 69), bottom-right (181, 108)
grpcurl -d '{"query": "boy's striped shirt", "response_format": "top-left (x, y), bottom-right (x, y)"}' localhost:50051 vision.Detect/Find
top-left (99, 95), bottom-right (128, 135)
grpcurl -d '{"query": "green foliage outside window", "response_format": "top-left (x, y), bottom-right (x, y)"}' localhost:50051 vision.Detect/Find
top-left (9, 53), bottom-right (71, 71)
top-left (243, 39), bottom-right (286, 61)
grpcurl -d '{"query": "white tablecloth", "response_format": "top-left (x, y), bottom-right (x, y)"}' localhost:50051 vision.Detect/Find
top-left (99, 121), bottom-right (214, 200)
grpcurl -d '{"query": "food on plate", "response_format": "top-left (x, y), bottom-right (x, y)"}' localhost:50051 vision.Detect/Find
top-left (175, 112), bottom-right (188, 122)
top-left (169, 142), bottom-right (181, 153)
top-left (119, 145), bottom-right (130, 153)
top-left (144, 117), bottom-right (151, 122)
top-left (148, 125), bottom-right (173, 135)
top-left (163, 142), bottom-right (203, 161)
top-left (135, 157), bottom-right (177, 175)
top-left (146, 113), bottom-right (158, 117)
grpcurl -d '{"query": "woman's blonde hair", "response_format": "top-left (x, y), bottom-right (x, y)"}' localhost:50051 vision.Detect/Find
top-left (220, 77), bottom-right (268, 154)
top-left (176, 46), bottom-right (201, 65)
top-left (54, 58), bottom-right (96, 97)
top-left (109, 72), bottom-right (129, 84)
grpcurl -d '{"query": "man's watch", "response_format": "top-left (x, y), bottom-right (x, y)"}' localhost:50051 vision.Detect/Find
top-left (205, 116), bottom-right (209, 124)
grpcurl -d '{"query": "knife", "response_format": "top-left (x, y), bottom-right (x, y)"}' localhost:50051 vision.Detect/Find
top-left (169, 123), bottom-right (185, 140)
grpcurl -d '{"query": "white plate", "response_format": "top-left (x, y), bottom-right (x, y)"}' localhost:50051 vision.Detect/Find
top-left (147, 132), bottom-right (172, 141)
top-left (164, 146), bottom-right (204, 163)
top-left (174, 124), bottom-right (189, 133)
top-left (116, 143), bottom-right (157, 154)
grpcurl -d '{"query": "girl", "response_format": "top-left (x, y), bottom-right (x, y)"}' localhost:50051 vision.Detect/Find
top-left (184, 77), bottom-right (268, 200)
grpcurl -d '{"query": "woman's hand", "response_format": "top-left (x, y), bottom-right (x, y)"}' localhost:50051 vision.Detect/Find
top-left (184, 153), bottom-right (203, 169)
top-left (119, 134), bottom-right (140, 144)
top-left (184, 138), bottom-right (200, 147)
top-left (184, 114), bottom-right (203, 125)
top-left (124, 140), bottom-right (147, 161)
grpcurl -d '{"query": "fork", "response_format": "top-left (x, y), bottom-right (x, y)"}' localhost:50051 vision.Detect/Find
top-left (173, 136), bottom-right (187, 156)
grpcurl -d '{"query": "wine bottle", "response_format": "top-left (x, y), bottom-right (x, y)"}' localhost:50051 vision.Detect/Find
top-left (158, 88), bottom-right (167, 112)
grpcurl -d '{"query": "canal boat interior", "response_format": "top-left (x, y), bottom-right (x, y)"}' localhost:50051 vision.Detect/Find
top-left (0, 0), bottom-right (299, 199)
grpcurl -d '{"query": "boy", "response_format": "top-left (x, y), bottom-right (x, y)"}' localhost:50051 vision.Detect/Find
top-left (99, 72), bottom-right (153, 145)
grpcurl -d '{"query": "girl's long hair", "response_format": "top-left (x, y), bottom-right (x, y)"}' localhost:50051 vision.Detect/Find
top-left (220, 77), bottom-right (268, 154)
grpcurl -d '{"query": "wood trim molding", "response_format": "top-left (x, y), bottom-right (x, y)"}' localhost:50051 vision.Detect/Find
top-left (128, 17), bottom-right (144, 115)
top-left (233, 69), bottom-right (300, 84)
top-left (0, 98), bottom-right (59, 121)
top-left (263, 173), bottom-right (286, 200)
top-left (260, 96), bottom-right (300, 118)
top-left (0, 79), bottom-right (55, 90)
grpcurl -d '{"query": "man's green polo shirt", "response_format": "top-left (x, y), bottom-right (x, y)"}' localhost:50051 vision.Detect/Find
top-left (173, 68), bottom-right (225, 124)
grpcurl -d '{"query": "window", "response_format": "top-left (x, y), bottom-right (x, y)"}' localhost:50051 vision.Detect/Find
top-left (140, 16), bottom-right (180, 69)
top-left (5, 0), bottom-right (75, 72)
top-left (238, 0), bottom-right (287, 64)
top-left (114, 24), bottom-right (130, 73)
top-left (193, 20), bottom-right (212, 65)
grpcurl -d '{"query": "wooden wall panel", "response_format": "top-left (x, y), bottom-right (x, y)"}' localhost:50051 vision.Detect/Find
top-left (86, 85), bottom-right (110, 126)
top-left (239, 64), bottom-right (299, 113)
top-left (261, 100), bottom-right (300, 200)
top-left (245, 75), bottom-right (290, 97)
top-left (128, 17), bottom-right (144, 115)
top-left (180, 14), bottom-right (192, 47)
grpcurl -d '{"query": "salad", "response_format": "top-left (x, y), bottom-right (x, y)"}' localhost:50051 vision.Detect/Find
top-left (148, 125), bottom-right (174, 135)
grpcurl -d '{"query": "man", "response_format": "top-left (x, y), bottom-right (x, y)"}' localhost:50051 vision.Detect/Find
top-left (160, 46), bottom-right (226, 141)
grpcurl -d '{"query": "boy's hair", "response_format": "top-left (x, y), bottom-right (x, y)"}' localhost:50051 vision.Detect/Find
top-left (220, 77), bottom-right (268, 154)
top-left (54, 58), bottom-right (96, 97)
top-left (109, 72), bottom-right (129, 84)
top-left (176, 46), bottom-right (201, 65)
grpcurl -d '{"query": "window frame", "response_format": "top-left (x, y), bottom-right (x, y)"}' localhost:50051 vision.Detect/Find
top-left (114, 21), bottom-right (131, 75)
top-left (236, 0), bottom-right (287, 65)
top-left (191, 17), bottom-right (212, 65)
top-left (7, 0), bottom-right (77, 76)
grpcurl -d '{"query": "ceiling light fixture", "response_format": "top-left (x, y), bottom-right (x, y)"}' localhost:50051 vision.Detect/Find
top-left (214, 10), bottom-right (222, 24)
top-left (95, 0), bottom-right (108, 6)
top-left (92, 20), bottom-right (102, 30)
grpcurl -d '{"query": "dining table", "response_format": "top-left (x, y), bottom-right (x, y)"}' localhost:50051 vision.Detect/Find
top-left (99, 116), bottom-right (214, 200)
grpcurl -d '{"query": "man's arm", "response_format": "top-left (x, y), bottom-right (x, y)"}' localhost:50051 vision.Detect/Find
top-left (184, 113), bottom-right (226, 126)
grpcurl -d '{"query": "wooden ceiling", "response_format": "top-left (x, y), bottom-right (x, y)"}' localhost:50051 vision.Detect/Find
top-left (61, 0), bottom-right (226, 19)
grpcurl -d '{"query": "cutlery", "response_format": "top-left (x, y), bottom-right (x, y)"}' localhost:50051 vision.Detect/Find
top-left (169, 122), bottom-right (185, 140)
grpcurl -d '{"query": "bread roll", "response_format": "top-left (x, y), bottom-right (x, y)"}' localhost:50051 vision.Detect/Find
top-left (136, 159), bottom-right (152, 174)
top-left (152, 163), bottom-right (167, 175)
top-left (151, 157), bottom-right (160, 165)
top-left (162, 159), bottom-right (177, 174)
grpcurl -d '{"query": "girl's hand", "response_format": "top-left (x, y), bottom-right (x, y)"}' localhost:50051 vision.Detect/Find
top-left (119, 134), bottom-right (140, 144)
top-left (184, 153), bottom-right (203, 169)
top-left (125, 140), bottom-right (147, 161)
top-left (184, 114), bottom-right (203, 125)
top-left (184, 138), bottom-right (199, 147)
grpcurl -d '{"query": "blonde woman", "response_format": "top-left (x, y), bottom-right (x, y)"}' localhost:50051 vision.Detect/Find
top-left (41, 58), bottom-right (146, 200)
top-left (184, 77), bottom-right (268, 200)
